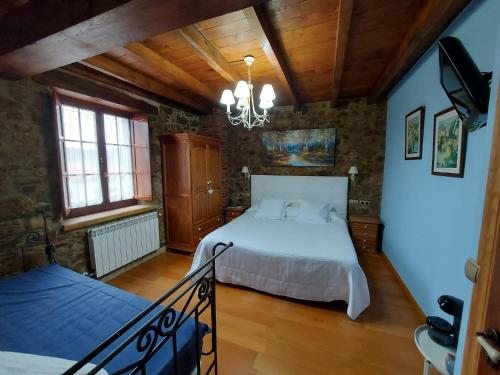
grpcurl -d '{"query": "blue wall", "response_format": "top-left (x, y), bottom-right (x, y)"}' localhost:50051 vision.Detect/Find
top-left (381, 0), bottom-right (500, 373)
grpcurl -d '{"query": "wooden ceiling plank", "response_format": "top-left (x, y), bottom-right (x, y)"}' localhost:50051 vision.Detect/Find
top-left (243, 5), bottom-right (302, 109)
top-left (368, 0), bottom-right (471, 102)
top-left (125, 42), bottom-right (219, 103)
top-left (33, 69), bottom-right (158, 115)
top-left (0, 0), bottom-right (267, 79)
top-left (331, 0), bottom-right (354, 106)
top-left (176, 25), bottom-right (243, 83)
top-left (82, 55), bottom-right (211, 113)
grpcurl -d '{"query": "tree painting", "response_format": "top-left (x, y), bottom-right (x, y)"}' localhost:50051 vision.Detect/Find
top-left (262, 128), bottom-right (336, 166)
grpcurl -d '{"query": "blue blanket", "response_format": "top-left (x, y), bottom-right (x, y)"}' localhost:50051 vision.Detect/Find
top-left (0, 264), bottom-right (207, 374)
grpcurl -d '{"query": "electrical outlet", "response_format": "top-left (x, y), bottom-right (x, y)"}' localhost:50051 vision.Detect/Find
top-left (359, 200), bottom-right (371, 206)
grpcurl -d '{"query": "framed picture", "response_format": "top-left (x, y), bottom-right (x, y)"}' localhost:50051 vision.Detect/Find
top-left (405, 106), bottom-right (425, 160)
top-left (432, 107), bottom-right (467, 177)
top-left (262, 128), bottom-right (336, 167)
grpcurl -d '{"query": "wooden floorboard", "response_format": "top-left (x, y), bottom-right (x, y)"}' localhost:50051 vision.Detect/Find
top-left (108, 251), bottom-right (427, 374)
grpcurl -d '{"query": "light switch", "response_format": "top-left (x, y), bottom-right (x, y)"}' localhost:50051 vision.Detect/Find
top-left (465, 257), bottom-right (480, 283)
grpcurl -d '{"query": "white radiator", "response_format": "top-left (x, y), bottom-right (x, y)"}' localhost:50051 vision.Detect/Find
top-left (88, 212), bottom-right (160, 277)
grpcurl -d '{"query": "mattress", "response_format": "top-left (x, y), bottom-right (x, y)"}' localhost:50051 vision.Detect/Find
top-left (0, 264), bottom-right (207, 375)
top-left (189, 213), bottom-right (370, 320)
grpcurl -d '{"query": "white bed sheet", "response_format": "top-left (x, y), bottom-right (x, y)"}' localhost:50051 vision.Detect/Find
top-left (188, 213), bottom-right (370, 320)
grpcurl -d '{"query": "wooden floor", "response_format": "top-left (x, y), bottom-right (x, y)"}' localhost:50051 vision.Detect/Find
top-left (109, 251), bottom-right (426, 374)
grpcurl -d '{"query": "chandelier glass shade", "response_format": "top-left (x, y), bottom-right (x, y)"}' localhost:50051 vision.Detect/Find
top-left (220, 55), bottom-right (276, 130)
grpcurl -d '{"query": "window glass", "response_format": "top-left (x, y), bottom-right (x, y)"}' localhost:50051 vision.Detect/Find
top-left (60, 105), bottom-right (103, 209)
top-left (57, 100), bottom-right (149, 216)
top-left (104, 114), bottom-right (134, 202)
top-left (61, 105), bottom-right (80, 141)
top-left (80, 109), bottom-right (97, 142)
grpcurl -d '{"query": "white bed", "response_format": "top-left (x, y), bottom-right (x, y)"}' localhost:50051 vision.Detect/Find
top-left (188, 175), bottom-right (370, 320)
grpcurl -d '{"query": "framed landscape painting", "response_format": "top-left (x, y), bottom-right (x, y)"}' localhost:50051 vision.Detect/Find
top-left (262, 128), bottom-right (336, 167)
top-left (432, 107), bottom-right (467, 177)
top-left (405, 106), bottom-right (425, 160)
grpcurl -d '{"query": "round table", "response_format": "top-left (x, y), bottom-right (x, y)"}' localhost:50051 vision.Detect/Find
top-left (414, 325), bottom-right (456, 375)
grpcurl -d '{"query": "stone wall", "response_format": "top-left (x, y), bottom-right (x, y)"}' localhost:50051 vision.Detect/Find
top-left (0, 77), bottom-right (386, 277)
top-left (0, 78), bottom-right (199, 277)
top-left (224, 98), bottom-right (387, 216)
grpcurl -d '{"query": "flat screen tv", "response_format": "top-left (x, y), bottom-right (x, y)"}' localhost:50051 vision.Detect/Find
top-left (439, 37), bottom-right (491, 132)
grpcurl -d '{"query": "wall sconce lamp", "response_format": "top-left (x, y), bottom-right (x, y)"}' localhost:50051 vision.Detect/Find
top-left (241, 166), bottom-right (250, 179)
top-left (348, 166), bottom-right (359, 182)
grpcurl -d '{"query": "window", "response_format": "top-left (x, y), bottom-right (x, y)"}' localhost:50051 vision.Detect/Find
top-left (55, 96), bottom-right (152, 218)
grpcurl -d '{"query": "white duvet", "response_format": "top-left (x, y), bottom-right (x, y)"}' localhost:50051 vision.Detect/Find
top-left (188, 213), bottom-right (370, 320)
top-left (0, 351), bottom-right (108, 375)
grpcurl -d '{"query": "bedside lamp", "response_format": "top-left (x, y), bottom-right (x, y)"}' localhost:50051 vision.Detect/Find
top-left (241, 166), bottom-right (250, 179)
top-left (348, 166), bottom-right (359, 182)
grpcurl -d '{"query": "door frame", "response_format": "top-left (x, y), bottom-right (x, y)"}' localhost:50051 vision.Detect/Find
top-left (461, 79), bottom-right (500, 374)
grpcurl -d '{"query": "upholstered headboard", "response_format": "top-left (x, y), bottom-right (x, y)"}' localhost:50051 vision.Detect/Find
top-left (250, 175), bottom-right (349, 219)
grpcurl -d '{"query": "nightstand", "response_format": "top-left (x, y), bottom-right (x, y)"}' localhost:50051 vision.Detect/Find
top-left (349, 215), bottom-right (382, 252)
top-left (224, 206), bottom-right (248, 223)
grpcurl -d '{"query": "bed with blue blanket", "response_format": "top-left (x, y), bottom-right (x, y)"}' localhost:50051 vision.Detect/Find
top-left (0, 242), bottom-right (232, 375)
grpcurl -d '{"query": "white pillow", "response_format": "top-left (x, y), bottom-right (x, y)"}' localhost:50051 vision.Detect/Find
top-left (254, 198), bottom-right (286, 220)
top-left (285, 201), bottom-right (300, 218)
top-left (294, 199), bottom-right (330, 224)
top-left (329, 210), bottom-right (345, 224)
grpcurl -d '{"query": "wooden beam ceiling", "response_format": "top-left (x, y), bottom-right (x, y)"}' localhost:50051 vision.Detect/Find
top-left (82, 55), bottom-right (211, 113)
top-left (33, 69), bottom-right (158, 115)
top-left (176, 26), bottom-right (243, 83)
top-left (125, 43), bottom-right (219, 103)
top-left (243, 6), bottom-right (302, 109)
top-left (331, 0), bottom-right (354, 106)
top-left (0, 0), bottom-right (267, 79)
top-left (61, 63), bottom-right (203, 114)
top-left (368, 0), bottom-right (471, 102)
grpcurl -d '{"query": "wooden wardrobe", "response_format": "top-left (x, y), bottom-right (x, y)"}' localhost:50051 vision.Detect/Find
top-left (160, 133), bottom-right (223, 252)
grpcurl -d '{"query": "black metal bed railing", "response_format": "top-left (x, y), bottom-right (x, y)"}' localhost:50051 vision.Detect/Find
top-left (0, 207), bottom-right (57, 265)
top-left (63, 241), bottom-right (233, 375)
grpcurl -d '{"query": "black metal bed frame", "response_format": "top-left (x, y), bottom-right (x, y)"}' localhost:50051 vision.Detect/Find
top-left (1, 208), bottom-right (231, 374)
top-left (62, 241), bottom-right (233, 375)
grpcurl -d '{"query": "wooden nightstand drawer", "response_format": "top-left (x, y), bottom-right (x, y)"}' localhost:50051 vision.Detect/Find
top-left (351, 228), bottom-right (378, 239)
top-left (223, 206), bottom-right (248, 223)
top-left (354, 237), bottom-right (377, 251)
top-left (349, 215), bottom-right (382, 252)
top-left (351, 222), bottom-right (379, 233)
top-left (226, 211), bottom-right (242, 219)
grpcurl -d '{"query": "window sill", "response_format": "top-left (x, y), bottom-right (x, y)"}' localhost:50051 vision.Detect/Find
top-left (61, 204), bottom-right (158, 232)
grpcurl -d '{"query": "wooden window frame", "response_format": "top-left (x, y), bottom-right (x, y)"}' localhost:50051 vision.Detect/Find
top-left (55, 95), bottom-right (141, 219)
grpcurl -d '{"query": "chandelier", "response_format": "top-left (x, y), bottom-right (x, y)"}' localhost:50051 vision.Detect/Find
top-left (219, 55), bottom-right (276, 130)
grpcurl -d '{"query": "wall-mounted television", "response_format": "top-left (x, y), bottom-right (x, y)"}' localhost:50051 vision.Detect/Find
top-left (438, 37), bottom-right (491, 132)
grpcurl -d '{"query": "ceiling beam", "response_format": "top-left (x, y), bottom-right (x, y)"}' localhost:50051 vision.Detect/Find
top-left (61, 63), bottom-right (203, 115)
top-left (82, 55), bottom-right (211, 113)
top-left (331, 0), bottom-right (354, 106)
top-left (368, 0), bottom-right (471, 102)
top-left (0, 0), bottom-right (267, 79)
top-left (33, 69), bottom-right (158, 115)
top-left (243, 6), bottom-right (301, 109)
top-left (125, 43), bottom-right (219, 103)
top-left (176, 25), bottom-right (243, 83)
